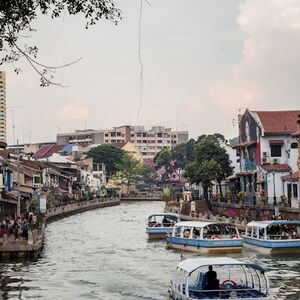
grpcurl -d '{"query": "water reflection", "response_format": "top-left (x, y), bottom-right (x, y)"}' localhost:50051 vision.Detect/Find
top-left (0, 201), bottom-right (299, 299)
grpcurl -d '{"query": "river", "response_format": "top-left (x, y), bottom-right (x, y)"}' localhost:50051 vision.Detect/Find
top-left (0, 201), bottom-right (300, 299)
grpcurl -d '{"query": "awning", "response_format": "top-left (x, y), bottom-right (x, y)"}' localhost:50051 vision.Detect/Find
top-left (232, 141), bottom-right (256, 149)
top-left (262, 163), bottom-right (291, 172)
top-left (269, 140), bottom-right (284, 145)
top-left (236, 171), bottom-right (256, 176)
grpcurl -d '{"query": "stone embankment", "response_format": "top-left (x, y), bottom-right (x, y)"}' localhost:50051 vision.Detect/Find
top-left (0, 198), bottom-right (120, 259)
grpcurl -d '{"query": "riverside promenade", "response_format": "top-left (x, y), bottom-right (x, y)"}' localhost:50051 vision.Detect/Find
top-left (0, 197), bottom-right (120, 259)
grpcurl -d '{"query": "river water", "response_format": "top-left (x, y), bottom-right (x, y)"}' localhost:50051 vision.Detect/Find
top-left (0, 201), bottom-right (300, 299)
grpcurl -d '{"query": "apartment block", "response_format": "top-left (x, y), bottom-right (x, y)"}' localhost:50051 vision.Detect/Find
top-left (0, 71), bottom-right (6, 142)
top-left (56, 125), bottom-right (188, 160)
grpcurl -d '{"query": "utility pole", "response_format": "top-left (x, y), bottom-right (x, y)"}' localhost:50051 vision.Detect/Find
top-left (8, 106), bottom-right (25, 145)
top-left (17, 139), bottom-right (20, 216)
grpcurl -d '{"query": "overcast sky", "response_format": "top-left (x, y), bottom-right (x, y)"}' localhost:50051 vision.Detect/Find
top-left (4, 0), bottom-right (300, 145)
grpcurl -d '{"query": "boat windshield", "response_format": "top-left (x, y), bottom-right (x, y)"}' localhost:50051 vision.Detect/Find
top-left (186, 264), bottom-right (268, 299)
top-left (148, 215), bottom-right (177, 227)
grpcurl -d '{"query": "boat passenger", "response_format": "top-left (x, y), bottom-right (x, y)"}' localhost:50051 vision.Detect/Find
top-left (205, 265), bottom-right (218, 290)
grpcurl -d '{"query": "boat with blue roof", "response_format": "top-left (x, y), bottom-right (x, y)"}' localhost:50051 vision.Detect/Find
top-left (166, 221), bottom-right (243, 253)
top-left (168, 257), bottom-right (270, 299)
top-left (244, 220), bottom-right (300, 254)
top-left (146, 213), bottom-right (180, 240)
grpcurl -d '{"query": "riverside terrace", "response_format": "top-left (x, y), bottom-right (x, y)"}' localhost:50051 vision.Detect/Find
top-left (0, 198), bottom-right (120, 259)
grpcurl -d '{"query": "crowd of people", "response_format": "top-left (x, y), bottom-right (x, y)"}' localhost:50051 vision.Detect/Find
top-left (0, 211), bottom-right (35, 240)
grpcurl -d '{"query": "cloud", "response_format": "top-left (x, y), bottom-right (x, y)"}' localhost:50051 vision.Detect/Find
top-left (59, 104), bottom-right (89, 120)
top-left (208, 0), bottom-right (300, 132)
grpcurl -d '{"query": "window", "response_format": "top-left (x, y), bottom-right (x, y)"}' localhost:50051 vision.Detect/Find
top-left (117, 132), bottom-right (121, 136)
top-left (157, 140), bottom-right (162, 143)
top-left (111, 132), bottom-right (116, 137)
top-left (157, 133), bottom-right (162, 137)
top-left (270, 144), bottom-right (281, 157)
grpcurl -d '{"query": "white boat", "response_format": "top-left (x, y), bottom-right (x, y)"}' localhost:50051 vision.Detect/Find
top-left (146, 213), bottom-right (180, 240)
top-left (166, 221), bottom-right (243, 253)
top-left (168, 257), bottom-right (270, 300)
top-left (244, 220), bottom-right (300, 254)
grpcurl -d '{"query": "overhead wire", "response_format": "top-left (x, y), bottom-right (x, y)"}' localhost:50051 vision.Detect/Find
top-left (136, 0), bottom-right (143, 120)
top-left (136, 0), bottom-right (151, 120)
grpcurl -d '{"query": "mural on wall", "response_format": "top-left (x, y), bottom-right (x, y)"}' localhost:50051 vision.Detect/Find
top-left (239, 111), bottom-right (261, 143)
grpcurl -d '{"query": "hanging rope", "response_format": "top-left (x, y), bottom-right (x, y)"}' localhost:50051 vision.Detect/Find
top-left (136, 0), bottom-right (144, 120)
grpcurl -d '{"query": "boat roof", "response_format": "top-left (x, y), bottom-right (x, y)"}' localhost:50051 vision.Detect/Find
top-left (247, 220), bottom-right (300, 228)
top-left (148, 213), bottom-right (180, 218)
top-left (174, 221), bottom-right (235, 228)
top-left (177, 257), bottom-right (264, 274)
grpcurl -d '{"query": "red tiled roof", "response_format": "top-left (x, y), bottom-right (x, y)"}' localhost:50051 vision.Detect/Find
top-left (262, 163), bottom-right (291, 172)
top-left (281, 171), bottom-right (299, 181)
top-left (255, 110), bottom-right (300, 134)
top-left (21, 160), bottom-right (42, 171)
top-left (112, 142), bottom-right (126, 149)
top-left (34, 145), bottom-right (55, 159)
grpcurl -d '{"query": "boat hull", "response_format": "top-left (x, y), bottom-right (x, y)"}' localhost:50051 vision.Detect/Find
top-left (244, 236), bottom-right (300, 254)
top-left (166, 237), bottom-right (243, 254)
top-left (146, 227), bottom-right (173, 240)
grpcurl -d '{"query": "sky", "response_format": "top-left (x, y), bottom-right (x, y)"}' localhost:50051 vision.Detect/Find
top-left (3, 0), bottom-right (300, 145)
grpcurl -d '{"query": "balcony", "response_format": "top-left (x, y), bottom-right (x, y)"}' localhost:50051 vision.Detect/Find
top-left (242, 158), bottom-right (257, 172)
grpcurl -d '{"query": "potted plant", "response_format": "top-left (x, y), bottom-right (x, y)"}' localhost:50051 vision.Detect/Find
top-left (280, 194), bottom-right (287, 207)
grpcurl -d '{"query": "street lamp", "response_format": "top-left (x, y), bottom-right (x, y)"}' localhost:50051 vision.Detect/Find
top-left (272, 171), bottom-right (278, 217)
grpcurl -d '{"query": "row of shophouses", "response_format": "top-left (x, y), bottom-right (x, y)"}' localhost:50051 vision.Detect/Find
top-left (0, 142), bottom-right (106, 219)
top-left (215, 109), bottom-right (300, 208)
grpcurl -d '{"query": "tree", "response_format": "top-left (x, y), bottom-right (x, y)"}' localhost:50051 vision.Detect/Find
top-left (87, 144), bottom-right (124, 176)
top-left (0, 0), bottom-right (121, 86)
top-left (114, 154), bottom-right (152, 194)
top-left (184, 134), bottom-right (233, 201)
top-left (154, 148), bottom-right (174, 182)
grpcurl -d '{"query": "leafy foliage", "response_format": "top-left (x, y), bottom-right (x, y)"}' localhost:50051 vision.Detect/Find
top-left (154, 148), bottom-right (174, 181)
top-left (0, 0), bottom-right (121, 85)
top-left (87, 144), bottom-right (124, 176)
top-left (185, 134), bottom-right (233, 199)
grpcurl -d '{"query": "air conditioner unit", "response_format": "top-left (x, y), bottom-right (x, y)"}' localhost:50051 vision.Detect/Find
top-left (262, 152), bottom-right (268, 157)
top-left (273, 158), bottom-right (279, 164)
top-left (262, 157), bottom-right (269, 164)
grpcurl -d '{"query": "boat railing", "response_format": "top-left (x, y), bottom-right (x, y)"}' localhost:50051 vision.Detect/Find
top-left (267, 234), bottom-right (299, 240)
top-left (188, 287), bottom-right (266, 298)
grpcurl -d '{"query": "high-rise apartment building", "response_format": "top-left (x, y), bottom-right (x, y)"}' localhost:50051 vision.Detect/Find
top-left (56, 125), bottom-right (189, 160)
top-left (0, 71), bottom-right (6, 142)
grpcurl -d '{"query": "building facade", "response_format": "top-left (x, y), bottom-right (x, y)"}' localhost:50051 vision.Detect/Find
top-left (0, 71), bottom-right (6, 142)
top-left (56, 125), bottom-right (189, 160)
top-left (234, 109), bottom-right (300, 206)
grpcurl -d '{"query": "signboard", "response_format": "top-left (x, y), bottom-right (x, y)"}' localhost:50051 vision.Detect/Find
top-left (39, 195), bottom-right (47, 214)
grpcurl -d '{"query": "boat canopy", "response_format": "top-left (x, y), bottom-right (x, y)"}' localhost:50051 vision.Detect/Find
top-left (177, 257), bottom-right (264, 274)
top-left (174, 221), bottom-right (235, 228)
top-left (247, 220), bottom-right (300, 229)
top-left (148, 213), bottom-right (179, 219)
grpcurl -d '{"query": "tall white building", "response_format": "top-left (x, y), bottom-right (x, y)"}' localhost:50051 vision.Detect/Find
top-left (0, 71), bottom-right (6, 142)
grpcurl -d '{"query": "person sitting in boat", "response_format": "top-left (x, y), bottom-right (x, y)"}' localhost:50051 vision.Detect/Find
top-left (162, 216), bottom-right (171, 227)
top-left (205, 266), bottom-right (218, 290)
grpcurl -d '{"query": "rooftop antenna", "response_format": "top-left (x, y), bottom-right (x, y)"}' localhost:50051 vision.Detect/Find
top-left (8, 106), bottom-right (26, 145)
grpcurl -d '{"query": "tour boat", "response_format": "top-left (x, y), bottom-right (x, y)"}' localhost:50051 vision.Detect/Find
top-left (168, 257), bottom-right (270, 300)
top-left (244, 220), bottom-right (300, 254)
top-left (166, 221), bottom-right (243, 253)
top-left (146, 213), bottom-right (180, 240)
